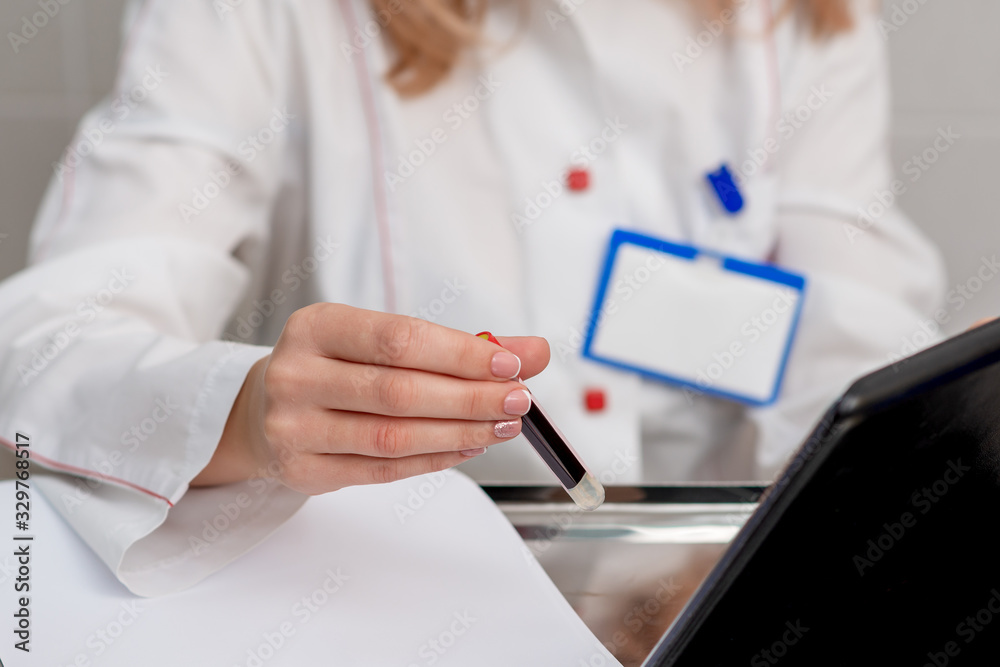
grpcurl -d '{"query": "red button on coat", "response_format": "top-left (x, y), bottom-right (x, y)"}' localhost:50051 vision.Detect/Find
top-left (567, 168), bottom-right (590, 192)
top-left (584, 388), bottom-right (606, 412)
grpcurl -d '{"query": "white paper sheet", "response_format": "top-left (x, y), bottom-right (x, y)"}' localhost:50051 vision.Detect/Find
top-left (0, 472), bottom-right (620, 667)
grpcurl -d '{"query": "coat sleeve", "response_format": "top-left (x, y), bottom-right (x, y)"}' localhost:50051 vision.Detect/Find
top-left (0, 0), bottom-right (309, 596)
top-left (750, 0), bottom-right (947, 475)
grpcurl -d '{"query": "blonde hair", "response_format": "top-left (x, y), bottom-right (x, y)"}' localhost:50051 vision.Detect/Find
top-left (372, 0), bottom-right (853, 96)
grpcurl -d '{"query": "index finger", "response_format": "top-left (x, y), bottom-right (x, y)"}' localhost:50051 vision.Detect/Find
top-left (302, 303), bottom-right (526, 381)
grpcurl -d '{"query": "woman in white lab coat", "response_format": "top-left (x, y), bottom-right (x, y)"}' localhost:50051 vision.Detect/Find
top-left (0, 0), bottom-right (944, 595)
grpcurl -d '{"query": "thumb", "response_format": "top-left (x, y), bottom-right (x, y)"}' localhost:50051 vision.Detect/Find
top-left (494, 336), bottom-right (550, 380)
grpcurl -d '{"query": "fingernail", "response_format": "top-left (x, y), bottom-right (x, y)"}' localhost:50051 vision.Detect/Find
top-left (491, 351), bottom-right (521, 379)
top-left (460, 447), bottom-right (486, 457)
top-left (503, 389), bottom-right (531, 416)
top-left (494, 419), bottom-right (521, 438)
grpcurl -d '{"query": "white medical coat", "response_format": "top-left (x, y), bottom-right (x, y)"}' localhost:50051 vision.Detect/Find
top-left (0, 0), bottom-right (945, 595)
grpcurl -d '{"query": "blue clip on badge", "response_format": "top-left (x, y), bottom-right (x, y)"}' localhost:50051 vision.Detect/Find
top-left (706, 164), bottom-right (744, 215)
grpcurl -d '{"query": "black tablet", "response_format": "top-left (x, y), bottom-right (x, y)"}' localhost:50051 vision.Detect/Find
top-left (646, 319), bottom-right (1000, 666)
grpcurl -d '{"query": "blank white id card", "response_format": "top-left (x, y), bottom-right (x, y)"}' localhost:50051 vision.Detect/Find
top-left (582, 230), bottom-right (807, 406)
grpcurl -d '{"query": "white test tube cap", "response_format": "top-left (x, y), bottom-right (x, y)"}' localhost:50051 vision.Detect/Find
top-left (566, 472), bottom-right (606, 511)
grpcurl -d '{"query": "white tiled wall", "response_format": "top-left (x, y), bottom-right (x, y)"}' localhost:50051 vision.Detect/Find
top-left (1, 0), bottom-right (998, 333)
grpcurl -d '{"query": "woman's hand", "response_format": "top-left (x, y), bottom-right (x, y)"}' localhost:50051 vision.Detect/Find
top-left (192, 304), bottom-right (549, 494)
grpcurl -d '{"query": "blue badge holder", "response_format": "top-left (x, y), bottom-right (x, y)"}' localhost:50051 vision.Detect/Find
top-left (581, 230), bottom-right (806, 407)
